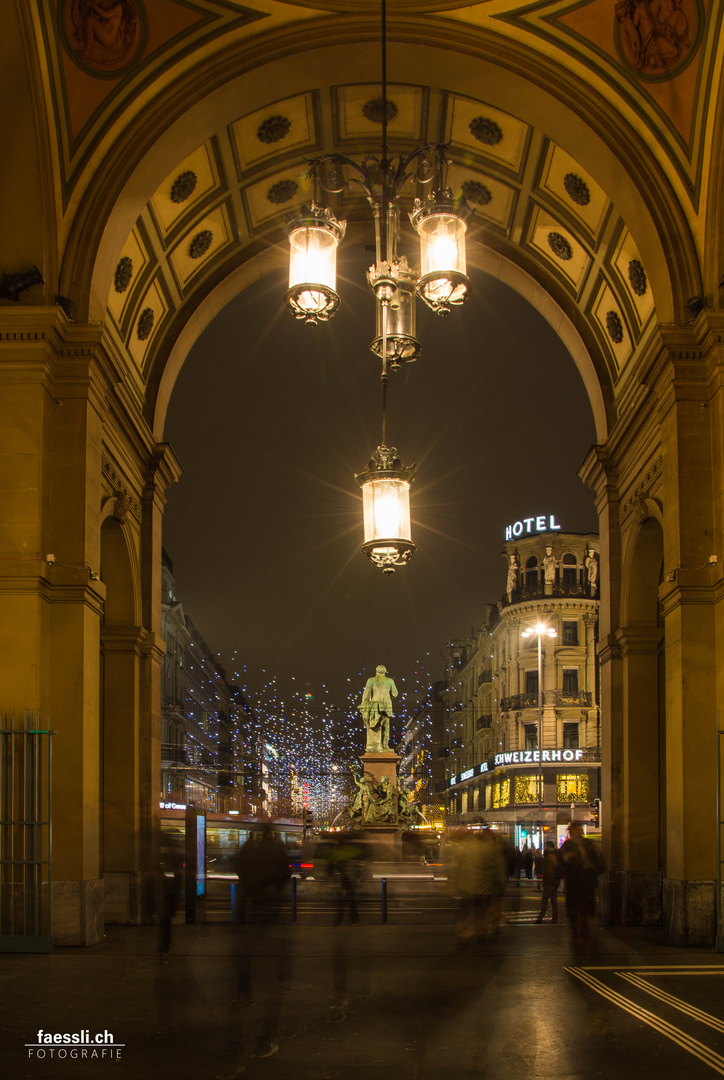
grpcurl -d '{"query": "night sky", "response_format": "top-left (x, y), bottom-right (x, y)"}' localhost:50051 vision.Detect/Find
top-left (163, 248), bottom-right (598, 712)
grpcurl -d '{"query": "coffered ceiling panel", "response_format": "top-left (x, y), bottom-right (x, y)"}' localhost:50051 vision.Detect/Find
top-left (231, 93), bottom-right (319, 174)
top-left (527, 208), bottom-right (591, 292)
top-left (445, 95), bottom-right (530, 176)
top-left (537, 143), bottom-right (610, 242)
top-left (151, 142), bottom-right (224, 238)
top-left (332, 83), bottom-right (428, 144)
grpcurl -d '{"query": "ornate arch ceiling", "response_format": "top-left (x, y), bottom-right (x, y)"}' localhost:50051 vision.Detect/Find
top-left (106, 78), bottom-right (653, 411)
top-left (19, 0), bottom-right (724, 432)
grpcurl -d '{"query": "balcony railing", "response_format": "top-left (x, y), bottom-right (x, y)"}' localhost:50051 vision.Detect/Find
top-left (500, 690), bottom-right (593, 711)
top-left (551, 689), bottom-right (593, 707)
top-left (501, 582), bottom-right (598, 607)
top-left (500, 693), bottom-right (539, 712)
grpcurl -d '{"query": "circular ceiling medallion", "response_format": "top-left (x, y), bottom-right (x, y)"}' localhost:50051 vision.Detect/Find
top-left (59, 0), bottom-right (147, 79)
top-left (614, 0), bottom-right (703, 81)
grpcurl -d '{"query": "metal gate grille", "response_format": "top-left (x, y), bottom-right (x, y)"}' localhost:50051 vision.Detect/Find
top-left (0, 711), bottom-right (53, 952)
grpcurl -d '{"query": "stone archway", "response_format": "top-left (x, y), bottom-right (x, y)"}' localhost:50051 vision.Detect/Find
top-left (2, 3), bottom-right (724, 946)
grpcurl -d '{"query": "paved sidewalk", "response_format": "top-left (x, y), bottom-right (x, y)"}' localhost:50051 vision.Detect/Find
top-left (2, 914), bottom-right (723, 1080)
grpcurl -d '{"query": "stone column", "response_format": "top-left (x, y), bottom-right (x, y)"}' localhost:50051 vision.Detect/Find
top-left (541, 633), bottom-right (557, 748)
top-left (0, 309), bottom-right (108, 944)
top-left (579, 446), bottom-right (624, 922)
top-left (138, 446), bottom-right (181, 921)
top-left (583, 613), bottom-right (598, 748)
top-left (655, 342), bottom-right (717, 944)
top-left (508, 617), bottom-right (520, 696)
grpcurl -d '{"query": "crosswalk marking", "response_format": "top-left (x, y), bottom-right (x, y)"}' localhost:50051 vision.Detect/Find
top-left (566, 966), bottom-right (724, 1076)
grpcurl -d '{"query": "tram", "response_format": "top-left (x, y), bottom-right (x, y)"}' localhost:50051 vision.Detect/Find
top-left (159, 805), bottom-right (308, 875)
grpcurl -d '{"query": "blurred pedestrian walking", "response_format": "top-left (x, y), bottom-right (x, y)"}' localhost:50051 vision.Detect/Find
top-left (326, 831), bottom-right (365, 927)
top-left (232, 825), bottom-right (292, 1059)
top-left (559, 821), bottom-right (603, 943)
top-left (534, 840), bottom-right (562, 923)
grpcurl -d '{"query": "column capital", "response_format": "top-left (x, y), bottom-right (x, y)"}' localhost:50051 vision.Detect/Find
top-left (613, 626), bottom-right (664, 655)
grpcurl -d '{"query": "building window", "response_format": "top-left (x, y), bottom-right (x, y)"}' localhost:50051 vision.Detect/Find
top-left (556, 773), bottom-right (589, 802)
top-left (562, 553), bottom-right (577, 586)
top-left (562, 620), bottom-right (578, 646)
top-left (525, 556), bottom-right (538, 589)
top-left (562, 669), bottom-right (579, 693)
top-left (492, 778), bottom-right (510, 808)
top-left (515, 775), bottom-right (541, 803)
top-left (563, 722), bottom-right (579, 749)
top-left (525, 670), bottom-right (539, 695)
top-left (524, 723), bottom-right (538, 749)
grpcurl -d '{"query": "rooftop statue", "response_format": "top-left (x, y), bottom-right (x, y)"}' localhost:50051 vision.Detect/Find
top-left (358, 665), bottom-right (397, 753)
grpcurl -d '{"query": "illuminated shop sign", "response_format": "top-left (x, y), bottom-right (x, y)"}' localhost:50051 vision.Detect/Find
top-left (449, 760), bottom-right (490, 788)
top-left (495, 749), bottom-right (584, 766)
top-left (504, 514), bottom-right (561, 540)
top-left (160, 801), bottom-right (187, 810)
top-left (448, 748), bottom-right (585, 787)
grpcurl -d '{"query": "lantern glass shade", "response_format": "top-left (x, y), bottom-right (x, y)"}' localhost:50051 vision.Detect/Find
top-left (370, 288), bottom-right (420, 367)
top-left (418, 210), bottom-right (467, 281)
top-left (286, 217), bottom-right (343, 322)
top-left (413, 205), bottom-right (471, 313)
top-left (289, 223), bottom-right (338, 292)
top-left (362, 476), bottom-right (412, 545)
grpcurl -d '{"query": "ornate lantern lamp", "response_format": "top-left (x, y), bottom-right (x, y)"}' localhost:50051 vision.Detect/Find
top-left (367, 255), bottom-right (420, 370)
top-left (285, 204), bottom-right (346, 324)
top-left (410, 189), bottom-right (472, 315)
top-left (355, 445), bottom-right (415, 575)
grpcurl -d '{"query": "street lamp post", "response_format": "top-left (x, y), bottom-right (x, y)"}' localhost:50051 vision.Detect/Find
top-left (522, 622), bottom-right (557, 849)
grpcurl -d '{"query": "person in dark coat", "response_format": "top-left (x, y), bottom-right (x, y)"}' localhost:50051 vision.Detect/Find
top-left (559, 822), bottom-right (603, 940)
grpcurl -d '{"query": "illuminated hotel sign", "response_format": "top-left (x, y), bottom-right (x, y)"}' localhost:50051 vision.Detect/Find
top-left (505, 514), bottom-right (561, 540)
top-left (448, 747), bottom-right (585, 787)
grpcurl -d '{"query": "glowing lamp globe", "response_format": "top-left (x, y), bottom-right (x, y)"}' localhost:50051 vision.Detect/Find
top-left (410, 190), bottom-right (472, 315)
top-left (355, 445), bottom-right (416, 575)
top-left (285, 204), bottom-right (346, 324)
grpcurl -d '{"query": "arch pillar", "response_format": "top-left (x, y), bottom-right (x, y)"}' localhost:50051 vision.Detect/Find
top-left (580, 447), bottom-right (624, 918)
top-left (615, 625), bottom-right (665, 924)
top-left (654, 337), bottom-right (718, 944)
top-left (0, 308), bottom-right (108, 944)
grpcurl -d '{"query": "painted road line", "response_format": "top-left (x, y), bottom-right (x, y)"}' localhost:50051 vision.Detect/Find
top-left (616, 972), bottom-right (724, 1033)
top-left (566, 966), bottom-right (724, 1076)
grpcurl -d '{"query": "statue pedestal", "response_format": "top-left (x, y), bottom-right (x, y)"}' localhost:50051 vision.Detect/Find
top-left (361, 824), bottom-right (402, 860)
top-left (360, 751), bottom-right (400, 789)
top-left (359, 753), bottom-right (403, 859)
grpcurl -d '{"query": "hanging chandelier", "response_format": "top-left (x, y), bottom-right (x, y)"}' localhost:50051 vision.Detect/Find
top-left (284, 0), bottom-right (473, 572)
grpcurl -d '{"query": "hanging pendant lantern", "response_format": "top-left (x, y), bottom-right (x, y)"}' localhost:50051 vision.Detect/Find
top-left (367, 257), bottom-right (421, 369)
top-left (410, 189), bottom-right (472, 315)
top-left (355, 445), bottom-right (416, 575)
top-left (285, 203), bottom-right (346, 324)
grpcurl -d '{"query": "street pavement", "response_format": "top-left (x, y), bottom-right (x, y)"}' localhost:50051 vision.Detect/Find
top-left (2, 879), bottom-right (723, 1080)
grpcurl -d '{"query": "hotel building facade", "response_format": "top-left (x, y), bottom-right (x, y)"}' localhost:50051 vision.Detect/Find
top-left (443, 527), bottom-right (600, 848)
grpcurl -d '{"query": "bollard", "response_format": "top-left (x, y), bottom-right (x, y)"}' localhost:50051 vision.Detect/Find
top-left (381, 877), bottom-right (387, 924)
top-left (291, 876), bottom-right (297, 923)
